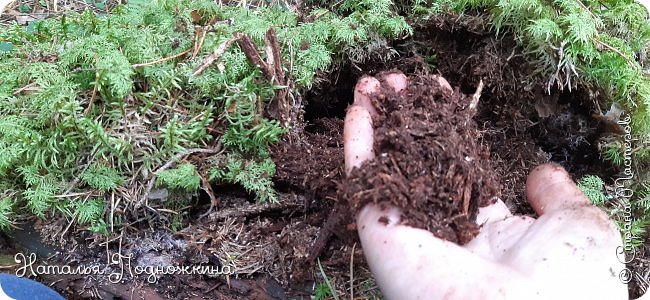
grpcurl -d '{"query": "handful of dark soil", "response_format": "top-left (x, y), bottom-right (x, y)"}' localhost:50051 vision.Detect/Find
top-left (341, 73), bottom-right (499, 244)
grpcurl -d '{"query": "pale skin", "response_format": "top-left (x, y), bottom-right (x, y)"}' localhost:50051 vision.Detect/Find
top-left (343, 72), bottom-right (629, 300)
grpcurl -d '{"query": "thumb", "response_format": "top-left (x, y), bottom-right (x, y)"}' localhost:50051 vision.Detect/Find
top-left (357, 203), bottom-right (540, 299)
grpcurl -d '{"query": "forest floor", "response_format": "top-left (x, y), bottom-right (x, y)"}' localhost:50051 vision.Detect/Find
top-left (0, 1), bottom-right (648, 299)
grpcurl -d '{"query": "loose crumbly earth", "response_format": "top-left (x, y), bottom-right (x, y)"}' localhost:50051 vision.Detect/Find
top-left (340, 73), bottom-right (499, 244)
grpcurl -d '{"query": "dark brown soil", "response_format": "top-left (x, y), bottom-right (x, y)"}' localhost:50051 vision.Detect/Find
top-left (340, 73), bottom-right (498, 244)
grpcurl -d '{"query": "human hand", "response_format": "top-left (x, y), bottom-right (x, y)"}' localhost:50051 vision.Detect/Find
top-left (343, 72), bottom-right (628, 299)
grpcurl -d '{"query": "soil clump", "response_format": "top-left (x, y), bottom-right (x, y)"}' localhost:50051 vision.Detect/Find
top-left (341, 73), bottom-right (499, 244)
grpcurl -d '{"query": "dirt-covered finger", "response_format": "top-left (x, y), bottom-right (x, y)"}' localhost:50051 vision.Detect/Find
top-left (433, 75), bottom-right (453, 92)
top-left (474, 198), bottom-right (513, 225)
top-left (344, 106), bottom-right (374, 175)
top-left (525, 163), bottom-right (590, 215)
top-left (353, 76), bottom-right (381, 117)
top-left (378, 70), bottom-right (408, 93)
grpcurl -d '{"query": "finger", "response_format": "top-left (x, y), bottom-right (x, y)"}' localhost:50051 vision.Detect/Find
top-left (344, 73), bottom-right (407, 175)
top-left (378, 71), bottom-right (408, 93)
top-left (344, 76), bottom-right (382, 174)
top-left (503, 163), bottom-right (627, 299)
top-left (344, 106), bottom-right (374, 174)
top-left (467, 199), bottom-right (535, 261)
top-left (465, 198), bottom-right (534, 260)
top-left (353, 76), bottom-right (381, 117)
top-left (499, 205), bottom-right (627, 299)
top-left (475, 198), bottom-right (513, 225)
top-left (434, 75), bottom-right (453, 92)
top-left (464, 214), bottom-right (535, 261)
top-left (525, 163), bottom-right (590, 215)
top-left (357, 203), bottom-right (542, 299)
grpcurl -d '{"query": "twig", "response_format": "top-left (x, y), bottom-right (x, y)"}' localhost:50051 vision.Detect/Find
top-left (156, 146), bottom-right (221, 174)
top-left (12, 82), bottom-right (39, 95)
top-left (236, 32), bottom-right (274, 81)
top-left (192, 28), bottom-right (208, 59)
top-left (155, 208), bottom-right (179, 214)
top-left (592, 37), bottom-right (632, 62)
top-left (53, 191), bottom-right (97, 198)
top-left (265, 27), bottom-right (284, 84)
top-left (349, 243), bottom-right (356, 300)
top-left (200, 173), bottom-right (219, 218)
top-left (576, 0), bottom-right (598, 20)
top-left (85, 52), bottom-right (101, 114)
top-left (85, 79), bottom-right (98, 115)
top-left (308, 204), bottom-right (341, 261)
top-left (59, 210), bottom-right (79, 241)
top-left (193, 35), bottom-right (240, 76)
top-left (62, 151), bottom-right (96, 195)
top-left (132, 47), bottom-right (193, 68)
top-left (140, 145), bottom-right (222, 207)
top-left (110, 191), bottom-right (115, 233)
top-left (469, 79), bottom-right (484, 110)
top-left (318, 258), bottom-right (340, 300)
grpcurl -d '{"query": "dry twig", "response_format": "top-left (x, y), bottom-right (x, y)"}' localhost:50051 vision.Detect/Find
top-left (469, 79), bottom-right (484, 111)
top-left (132, 47), bottom-right (193, 68)
top-left (349, 243), bottom-right (356, 300)
top-left (193, 35), bottom-right (241, 76)
top-left (200, 173), bottom-right (219, 218)
top-left (236, 33), bottom-right (274, 81)
top-left (140, 145), bottom-right (222, 208)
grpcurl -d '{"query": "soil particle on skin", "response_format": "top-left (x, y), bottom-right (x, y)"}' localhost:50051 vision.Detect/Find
top-left (341, 72), bottom-right (499, 244)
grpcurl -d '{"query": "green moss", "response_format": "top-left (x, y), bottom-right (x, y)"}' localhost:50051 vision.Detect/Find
top-left (577, 175), bottom-right (608, 205)
top-left (0, 0), bottom-right (410, 230)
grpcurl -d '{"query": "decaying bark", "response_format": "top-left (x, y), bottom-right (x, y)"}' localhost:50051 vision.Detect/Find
top-left (236, 29), bottom-right (296, 136)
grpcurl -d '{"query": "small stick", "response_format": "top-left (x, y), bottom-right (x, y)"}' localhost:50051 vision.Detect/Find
top-left (140, 145), bottom-right (222, 207)
top-left (85, 77), bottom-right (98, 115)
top-left (236, 33), bottom-right (274, 81)
top-left (12, 82), bottom-right (39, 95)
top-left (200, 173), bottom-right (219, 218)
top-left (192, 28), bottom-right (208, 59)
top-left (207, 196), bottom-right (302, 220)
top-left (469, 79), bottom-right (484, 110)
top-left (308, 204), bottom-right (341, 261)
top-left (349, 243), bottom-right (356, 300)
top-left (193, 36), bottom-right (240, 76)
top-left (592, 37), bottom-right (632, 62)
top-left (265, 27), bottom-right (284, 84)
top-left (132, 47), bottom-right (193, 68)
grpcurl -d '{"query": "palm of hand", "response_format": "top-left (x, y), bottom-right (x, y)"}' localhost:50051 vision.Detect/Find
top-left (345, 73), bottom-right (628, 300)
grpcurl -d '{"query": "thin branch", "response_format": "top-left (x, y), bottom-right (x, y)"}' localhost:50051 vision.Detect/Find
top-left (192, 28), bottom-right (208, 59)
top-left (576, 0), bottom-right (598, 21)
top-left (85, 76), bottom-right (99, 115)
top-left (205, 196), bottom-right (302, 220)
top-left (469, 79), bottom-right (484, 110)
top-left (12, 82), bottom-right (39, 95)
top-left (140, 144), bottom-right (222, 207)
top-left (236, 32), bottom-right (274, 81)
top-left (592, 37), bottom-right (632, 62)
top-left (200, 173), bottom-right (219, 218)
top-left (349, 243), bottom-right (356, 300)
top-left (265, 27), bottom-right (284, 85)
top-left (193, 35), bottom-right (240, 76)
top-left (132, 47), bottom-right (193, 68)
